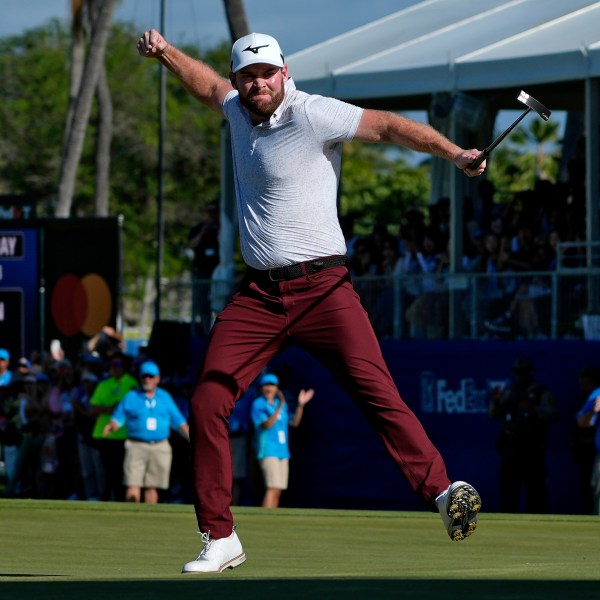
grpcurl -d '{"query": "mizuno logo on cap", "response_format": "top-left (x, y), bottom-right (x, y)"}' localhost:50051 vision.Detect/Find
top-left (243, 44), bottom-right (269, 54)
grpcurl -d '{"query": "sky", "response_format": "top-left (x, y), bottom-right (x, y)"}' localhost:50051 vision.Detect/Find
top-left (3, 0), bottom-right (564, 142)
top-left (3, 0), bottom-right (421, 55)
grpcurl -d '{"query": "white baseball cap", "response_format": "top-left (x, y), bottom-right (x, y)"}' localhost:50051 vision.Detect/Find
top-left (231, 33), bottom-right (284, 73)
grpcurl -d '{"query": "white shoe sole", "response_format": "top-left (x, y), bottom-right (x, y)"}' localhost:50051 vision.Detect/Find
top-left (219, 552), bottom-right (246, 572)
top-left (446, 482), bottom-right (481, 542)
top-left (182, 552), bottom-right (246, 574)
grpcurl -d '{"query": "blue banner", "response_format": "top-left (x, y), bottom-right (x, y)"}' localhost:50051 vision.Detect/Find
top-left (0, 226), bottom-right (39, 358)
top-left (229, 339), bottom-right (599, 514)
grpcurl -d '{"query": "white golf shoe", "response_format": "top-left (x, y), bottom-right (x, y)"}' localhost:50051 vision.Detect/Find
top-left (435, 481), bottom-right (481, 542)
top-left (182, 529), bottom-right (246, 573)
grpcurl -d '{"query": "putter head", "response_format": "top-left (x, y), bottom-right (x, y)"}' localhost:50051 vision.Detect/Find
top-left (517, 90), bottom-right (551, 121)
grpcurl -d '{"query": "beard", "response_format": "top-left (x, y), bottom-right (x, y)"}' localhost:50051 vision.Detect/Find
top-left (239, 82), bottom-right (285, 120)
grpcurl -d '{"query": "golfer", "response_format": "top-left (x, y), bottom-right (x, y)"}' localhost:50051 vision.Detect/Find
top-left (138, 29), bottom-right (484, 574)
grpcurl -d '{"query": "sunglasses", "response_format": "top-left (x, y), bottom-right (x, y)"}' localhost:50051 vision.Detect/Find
top-left (140, 374), bottom-right (157, 379)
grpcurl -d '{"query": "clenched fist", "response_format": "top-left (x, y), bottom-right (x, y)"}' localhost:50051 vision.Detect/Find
top-left (137, 28), bottom-right (169, 58)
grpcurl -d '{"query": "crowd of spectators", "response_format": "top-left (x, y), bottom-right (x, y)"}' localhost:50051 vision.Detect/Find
top-left (0, 344), bottom-right (310, 508)
top-left (0, 170), bottom-right (593, 500)
top-left (0, 347), bottom-right (193, 503)
top-left (343, 177), bottom-right (589, 340)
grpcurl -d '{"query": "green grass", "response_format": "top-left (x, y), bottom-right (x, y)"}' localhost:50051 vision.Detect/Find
top-left (1, 499), bottom-right (599, 599)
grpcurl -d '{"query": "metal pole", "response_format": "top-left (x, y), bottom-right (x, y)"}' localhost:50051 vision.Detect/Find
top-left (154, 0), bottom-right (166, 322)
top-left (585, 78), bottom-right (600, 316)
top-left (448, 109), bottom-right (464, 339)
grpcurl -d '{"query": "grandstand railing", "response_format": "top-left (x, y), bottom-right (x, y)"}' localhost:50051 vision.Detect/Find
top-left (161, 267), bottom-right (600, 341)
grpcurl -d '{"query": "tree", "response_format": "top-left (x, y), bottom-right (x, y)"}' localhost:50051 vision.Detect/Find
top-left (223, 0), bottom-right (250, 40)
top-left (55, 0), bottom-right (117, 217)
top-left (61, 0), bottom-right (112, 216)
top-left (340, 143), bottom-right (430, 231)
top-left (512, 118), bottom-right (561, 182)
top-left (0, 22), bottom-right (435, 328)
top-left (0, 23), bottom-right (229, 325)
top-left (487, 118), bottom-right (561, 196)
top-left (63, 0), bottom-right (85, 151)
top-left (0, 24), bottom-right (70, 199)
top-left (90, 0), bottom-right (113, 216)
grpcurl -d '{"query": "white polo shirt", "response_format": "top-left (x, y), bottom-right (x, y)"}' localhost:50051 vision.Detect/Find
top-left (223, 79), bottom-right (363, 269)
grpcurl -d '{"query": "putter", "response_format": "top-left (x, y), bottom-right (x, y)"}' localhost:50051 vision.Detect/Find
top-left (469, 90), bottom-right (551, 169)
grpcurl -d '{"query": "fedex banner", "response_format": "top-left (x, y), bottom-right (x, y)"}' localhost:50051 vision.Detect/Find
top-left (234, 339), bottom-right (600, 515)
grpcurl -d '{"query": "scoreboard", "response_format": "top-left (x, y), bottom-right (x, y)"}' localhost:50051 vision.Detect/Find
top-left (0, 227), bottom-right (39, 358)
top-left (0, 218), bottom-right (120, 360)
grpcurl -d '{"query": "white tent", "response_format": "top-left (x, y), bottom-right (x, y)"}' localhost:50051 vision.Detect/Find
top-left (287, 0), bottom-right (600, 102)
top-left (285, 0), bottom-right (600, 272)
top-left (219, 0), bottom-right (600, 297)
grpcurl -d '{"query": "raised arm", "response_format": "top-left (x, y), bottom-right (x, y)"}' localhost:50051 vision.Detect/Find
top-left (137, 28), bottom-right (233, 116)
top-left (290, 388), bottom-right (314, 428)
top-left (354, 109), bottom-right (485, 177)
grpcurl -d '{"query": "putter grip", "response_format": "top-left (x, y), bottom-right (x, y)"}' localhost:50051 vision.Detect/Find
top-left (468, 152), bottom-right (487, 170)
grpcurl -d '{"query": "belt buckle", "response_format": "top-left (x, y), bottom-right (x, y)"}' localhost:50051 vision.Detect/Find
top-left (268, 268), bottom-right (284, 282)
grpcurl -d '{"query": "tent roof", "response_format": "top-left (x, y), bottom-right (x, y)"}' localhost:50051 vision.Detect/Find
top-left (287, 0), bottom-right (600, 105)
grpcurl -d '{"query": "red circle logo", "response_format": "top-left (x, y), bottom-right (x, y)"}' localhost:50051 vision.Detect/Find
top-left (51, 273), bottom-right (113, 337)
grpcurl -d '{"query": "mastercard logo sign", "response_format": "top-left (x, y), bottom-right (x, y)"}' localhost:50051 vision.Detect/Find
top-left (50, 273), bottom-right (113, 337)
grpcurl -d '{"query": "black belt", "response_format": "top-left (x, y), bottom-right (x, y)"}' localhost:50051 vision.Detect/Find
top-left (250, 255), bottom-right (348, 282)
top-left (129, 438), bottom-right (166, 445)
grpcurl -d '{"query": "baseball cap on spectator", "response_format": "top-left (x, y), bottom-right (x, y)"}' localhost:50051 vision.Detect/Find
top-left (18, 357), bottom-right (30, 369)
top-left (231, 33), bottom-right (284, 73)
top-left (260, 373), bottom-right (279, 386)
top-left (82, 372), bottom-right (99, 383)
top-left (139, 361), bottom-right (160, 377)
top-left (0, 349), bottom-right (10, 361)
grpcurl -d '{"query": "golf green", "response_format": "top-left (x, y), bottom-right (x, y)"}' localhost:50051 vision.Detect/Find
top-left (1, 499), bottom-right (599, 599)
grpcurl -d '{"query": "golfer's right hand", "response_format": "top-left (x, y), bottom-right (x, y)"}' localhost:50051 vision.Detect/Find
top-left (137, 29), bottom-right (168, 58)
top-left (455, 149), bottom-right (486, 177)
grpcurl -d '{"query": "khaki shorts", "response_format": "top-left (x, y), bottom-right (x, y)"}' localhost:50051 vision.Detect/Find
top-left (260, 457), bottom-right (289, 490)
top-left (123, 439), bottom-right (172, 489)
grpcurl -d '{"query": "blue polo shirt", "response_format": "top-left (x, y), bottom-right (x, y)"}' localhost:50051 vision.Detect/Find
top-left (111, 387), bottom-right (186, 442)
top-left (577, 386), bottom-right (600, 452)
top-left (251, 396), bottom-right (290, 460)
top-left (0, 370), bottom-right (12, 387)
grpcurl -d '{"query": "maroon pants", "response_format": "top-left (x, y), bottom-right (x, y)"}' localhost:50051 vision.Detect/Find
top-left (189, 265), bottom-right (451, 538)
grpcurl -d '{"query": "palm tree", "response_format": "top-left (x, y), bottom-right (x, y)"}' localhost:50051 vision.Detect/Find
top-left (511, 118), bottom-right (561, 182)
top-left (63, 0), bottom-right (85, 154)
top-left (90, 0), bottom-right (113, 216)
top-left (55, 0), bottom-right (117, 217)
top-left (223, 0), bottom-right (250, 40)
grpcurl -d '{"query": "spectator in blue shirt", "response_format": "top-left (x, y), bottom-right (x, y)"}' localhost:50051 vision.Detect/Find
top-left (0, 349), bottom-right (12, 388)
top-left (251, 373), bottom-right (314, 508)
top-left (103, 361), bottom-right (189, 504)
top-left (576, 365), bottom-right (600, 515)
